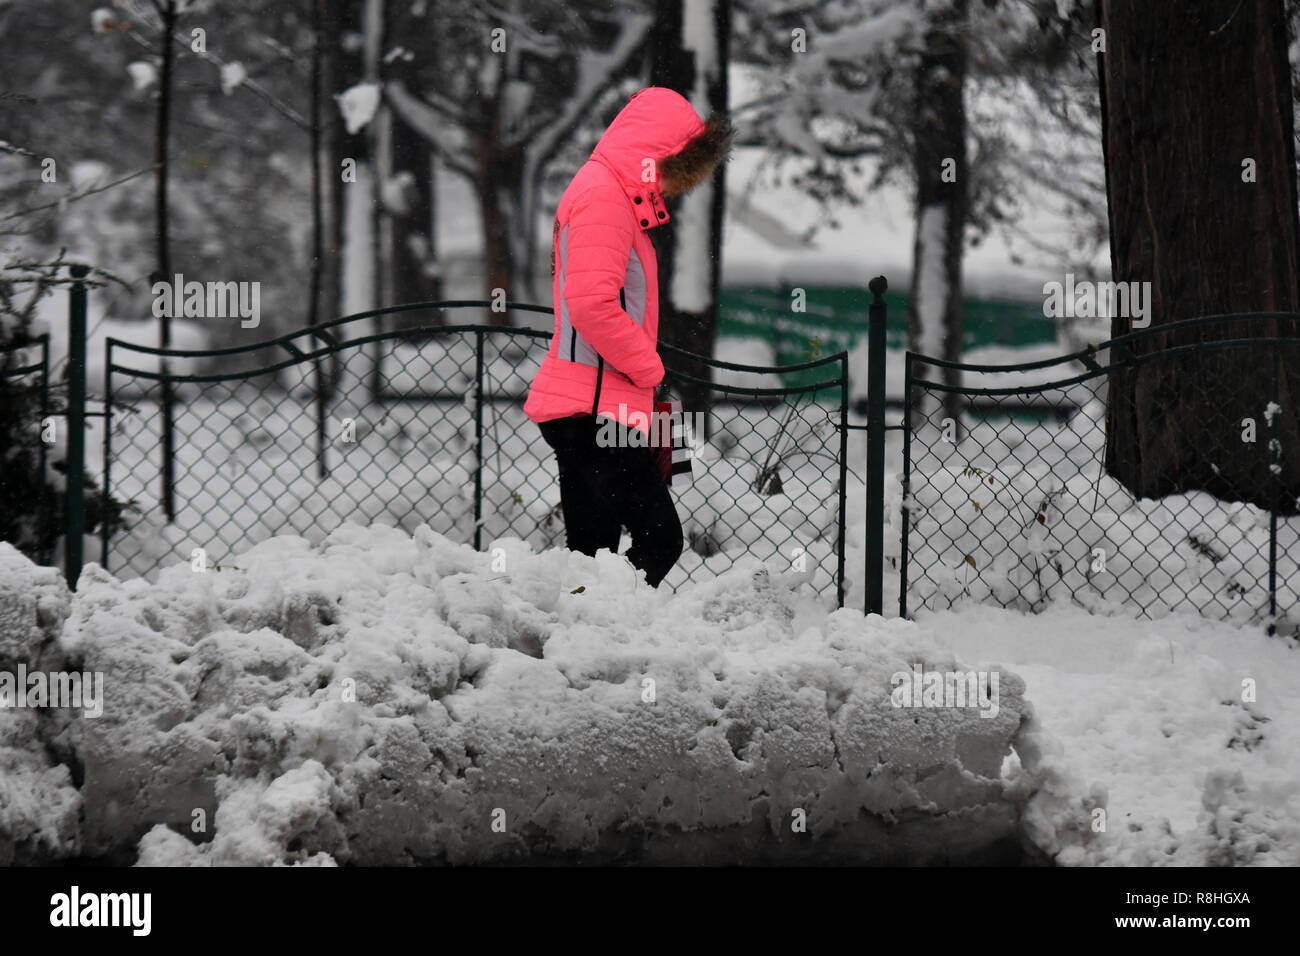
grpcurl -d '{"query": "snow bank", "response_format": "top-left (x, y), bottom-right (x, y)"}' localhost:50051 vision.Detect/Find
top-left (3, 527), bottom-right (1067, 865)
top-left (12, 523), bottom-right (1297, 866)
top-left (935, 603), bottom-right (1300, 866)
top-left (0, 545), bottom-right (82, 864)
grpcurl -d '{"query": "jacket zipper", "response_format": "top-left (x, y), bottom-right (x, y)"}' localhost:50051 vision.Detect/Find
top-left (592, 287), bottom-right (625, 415)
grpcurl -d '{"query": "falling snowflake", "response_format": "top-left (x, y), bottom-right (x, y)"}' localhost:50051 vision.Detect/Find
top-left (220, 62), bottom-right (247, 96)
top-left (126, 61), bottom-right (156, 91)
top-left (336, 82), bottom-right (381, 135)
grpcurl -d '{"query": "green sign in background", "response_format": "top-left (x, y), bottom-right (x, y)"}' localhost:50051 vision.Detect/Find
top-left (718, 285), bottom-right (1054, 391)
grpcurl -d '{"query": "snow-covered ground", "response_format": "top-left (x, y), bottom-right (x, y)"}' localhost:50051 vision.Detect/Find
top-left (1, 531), bottom-right (1048, 865)
top-left (934, 602), bottom-right (1300, 866)
top-left (3, 520), bottom-right (1296, 866)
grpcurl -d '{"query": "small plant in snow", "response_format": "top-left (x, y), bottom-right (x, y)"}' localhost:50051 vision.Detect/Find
top-left (923, 464), bottom-right (1068, 612)
top-left (753, 335), bottom-right (835, 496)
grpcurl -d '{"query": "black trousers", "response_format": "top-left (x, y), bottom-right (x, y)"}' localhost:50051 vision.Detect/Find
top-left (538, 414), bottom-right (683, 587)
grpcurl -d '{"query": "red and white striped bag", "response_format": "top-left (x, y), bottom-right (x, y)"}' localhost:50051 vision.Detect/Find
top-left (653, 399), bottom-right (694, 489)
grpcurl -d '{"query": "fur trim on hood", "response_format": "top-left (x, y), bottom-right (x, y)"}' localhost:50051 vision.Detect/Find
top-left (657, 114), bottom-right (734, 197)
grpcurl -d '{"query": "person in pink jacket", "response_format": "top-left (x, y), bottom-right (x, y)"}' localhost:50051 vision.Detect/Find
top-left (524, 87), bottom-right (732, 587)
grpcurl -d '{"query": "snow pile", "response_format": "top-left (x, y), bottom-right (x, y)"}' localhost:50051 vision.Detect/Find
top-left (935, 603), bottom-right (1300, 866)
top-left (8, 524), bottom-right (1298, 866)
top-left (3, 527), bottom-right (1064, 865)
top-left (0, 545), bottom-right (82, 864)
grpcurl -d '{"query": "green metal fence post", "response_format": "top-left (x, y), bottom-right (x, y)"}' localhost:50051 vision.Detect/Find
top-left (836, 352), bottom-right (849, 608)
top-left (865, 275), bottom-right (888, 616)
top-left (102, 337), bottom-right (113, 568)
top-left (66, 264), bottom-right (89, 588)
top-left (315, 355), bottom-right (328, 480)
top-left (898, 353), bottom-right (912, 619)
top-left (161, 348), bottom-right (175, 524)
top-left (37, 335), bottom-right (52, 566)
top-left (1269, 343), bottom-right (1280, 630)
top-left (473, 330), bottom-right (484, 552)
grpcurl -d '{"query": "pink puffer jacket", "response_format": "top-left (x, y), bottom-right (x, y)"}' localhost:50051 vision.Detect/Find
top-left (524, 88), bottom-right (707, 435)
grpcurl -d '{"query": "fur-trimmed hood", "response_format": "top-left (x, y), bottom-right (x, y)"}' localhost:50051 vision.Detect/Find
top-left (657, 112), bottom-right (734, 197)
top-left (590, 87), bottom-right (733, 230)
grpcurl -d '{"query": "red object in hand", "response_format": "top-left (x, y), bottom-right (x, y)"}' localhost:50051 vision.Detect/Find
top-left (653, 399), bottom-right (694, 488)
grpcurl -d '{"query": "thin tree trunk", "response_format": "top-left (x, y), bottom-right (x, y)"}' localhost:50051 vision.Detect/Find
top-left (363, 0), bottom-right (388, 317)
top-left (1099, 0), bottom-right (1300, 511)
top-left (907, 0), bottom-right (967, 434)
top-left (319, 0), bottom-right (343, 343)
top-left (389, 99), bottom-right (438, 321)
top-left (309, 0), bottom-right (344, 398)
top-left (308, 0), bottom-right (324, 334)
top-left (156, 0), bottom-right (177, 523)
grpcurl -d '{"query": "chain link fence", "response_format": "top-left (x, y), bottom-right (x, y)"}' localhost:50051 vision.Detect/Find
top-left (901, 316), bottom-right (1300, 626)
top-left (102, 303), bottom-right (850, 602)
top-left (53, 279), bottom-right (1300, 626)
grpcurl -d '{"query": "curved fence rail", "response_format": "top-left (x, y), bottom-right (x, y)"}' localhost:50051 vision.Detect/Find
top-left (902, 313), bottom-right (1300, 626)
top-left (101, 301), bottom-right (851, 603)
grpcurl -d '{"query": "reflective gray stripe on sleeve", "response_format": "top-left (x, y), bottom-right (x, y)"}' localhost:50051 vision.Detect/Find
top-left (623, 246), bottom-right (648, 326)
top-left (556, 223), bottom-right (649, 373)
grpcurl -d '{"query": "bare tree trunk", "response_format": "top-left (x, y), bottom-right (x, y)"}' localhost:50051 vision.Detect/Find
top-left (308, 0), bottom-right (323, 331)
top-left (156, 0), bottom-right (177, 523)
top-left (309, 0), bottom-right (345, 398)
top-left (389, 101), bottom-right (439, 315)
top-left (1099, 0), bottom-right (1300, 511)
top-left (907, 0), bottom-right (967, 434)
top-left (476, 113), bottom-right (519, 325)
top-left (363, 0), bottom-right (389, 317)
top-left (319, 0), bottom-right (343, 340)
